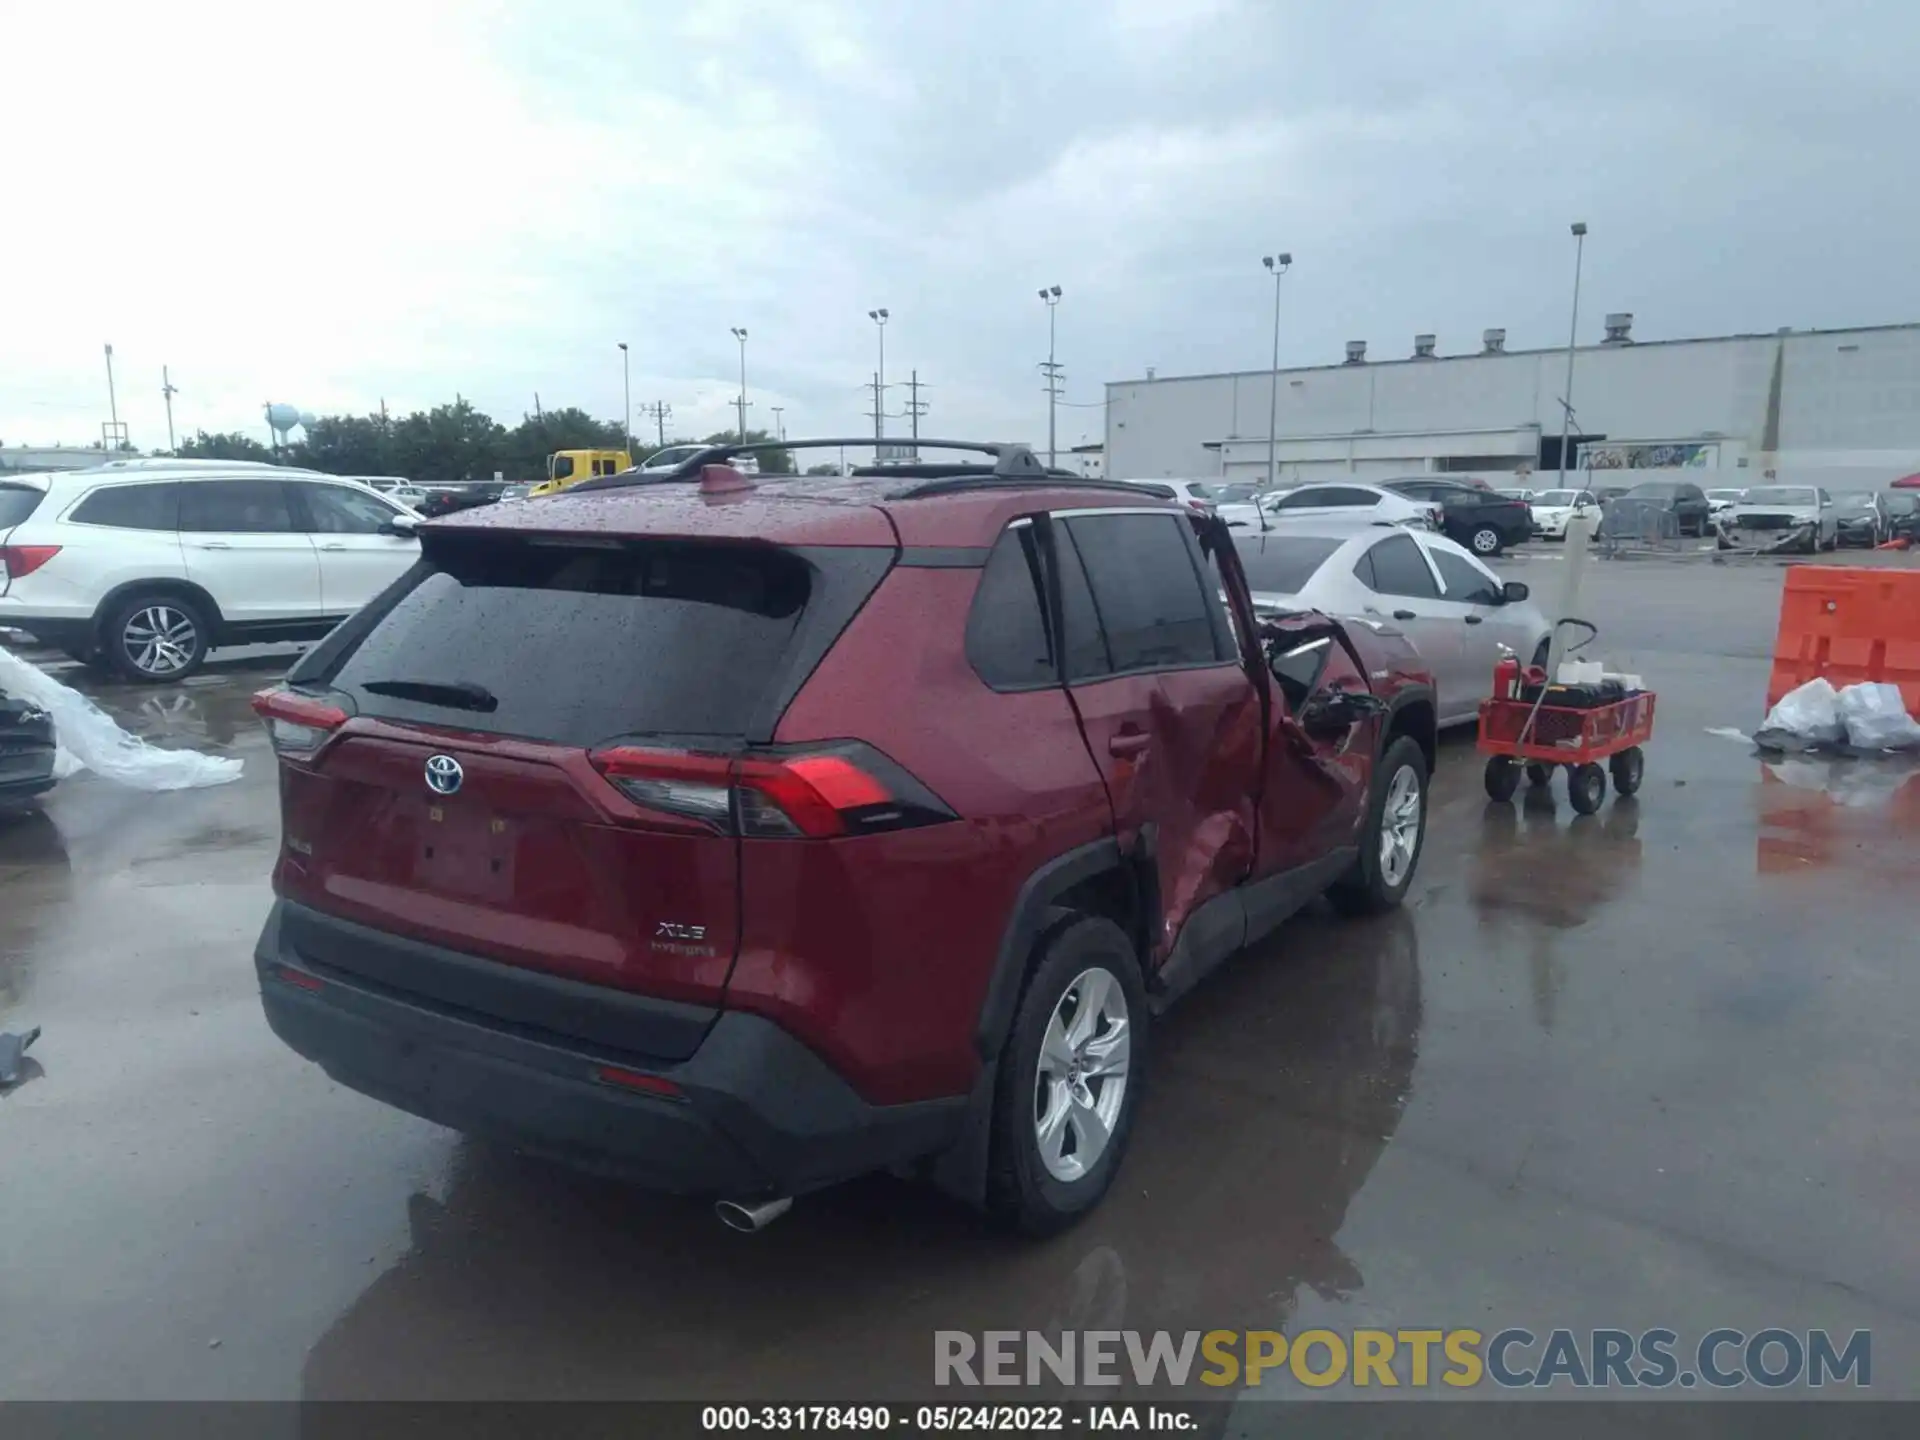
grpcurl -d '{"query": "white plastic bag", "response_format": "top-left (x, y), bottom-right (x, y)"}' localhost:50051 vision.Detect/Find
top-left (0, 647), bottom-right (243, 791)
top-left (1837, 682), bottom-right (1920, 751)
top-left (1756, 677), bottom-right (1845, 748)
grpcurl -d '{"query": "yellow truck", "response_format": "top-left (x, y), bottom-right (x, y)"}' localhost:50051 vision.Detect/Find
top-left (530, 448), bottom-right (631, 497)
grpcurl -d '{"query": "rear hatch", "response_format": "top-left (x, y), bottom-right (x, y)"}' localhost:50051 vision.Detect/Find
top-left (259, 524), bottom-right (896, 1056)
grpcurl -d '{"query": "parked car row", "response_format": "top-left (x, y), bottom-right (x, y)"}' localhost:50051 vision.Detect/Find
top-left (1127, 476), bottom-right (1534, 556)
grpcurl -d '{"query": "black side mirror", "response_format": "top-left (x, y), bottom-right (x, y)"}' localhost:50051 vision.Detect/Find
top-left (1502, 580), bottom-right (1529, 603)
top-left (1300, 688), bottom-right (1387, 740)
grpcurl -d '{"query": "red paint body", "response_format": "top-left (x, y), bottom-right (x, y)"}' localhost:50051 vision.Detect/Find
top-left (263, 474), bottom-right (1432, 1113)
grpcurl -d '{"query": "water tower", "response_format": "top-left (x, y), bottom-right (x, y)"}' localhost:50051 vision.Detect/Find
top-left (264, 402), bottom-right (308, 452)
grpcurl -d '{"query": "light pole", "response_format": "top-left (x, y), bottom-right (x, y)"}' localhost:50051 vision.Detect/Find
top-left (868, 309), bottom-right (889, 440)
top-left (1557, 222), bottom-right (1588, 489)
top-left (1039, 286), bottom-right (1062, 467)
top-left (771, 405), bottom-right (786, 472)
top-left (1261, 254), bottom-right (1291, 499)
top-left (617, 342), bottom-right (631, 453)
top-left (730, 327), bottom-right (749, 441)
top-left (104, 343), bottom-right (122, 450)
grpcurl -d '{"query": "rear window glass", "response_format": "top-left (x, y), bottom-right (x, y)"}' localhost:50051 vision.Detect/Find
top-left (0, 484), bottom-right (45, 531)
top-left (1235, 535), bottom-right (1344, 593)
top-left (331, 539), bottom-right (811, 745)
top-left (71, 482), bottom-right (179, 530)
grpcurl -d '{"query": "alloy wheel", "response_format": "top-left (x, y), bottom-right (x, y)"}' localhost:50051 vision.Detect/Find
top-left (122, 605), bottom-right (198, 678)
top-left (1033, 966), bottom-right (1131, 1183)
top-left (1379, 763), bottom-right (1423, 886)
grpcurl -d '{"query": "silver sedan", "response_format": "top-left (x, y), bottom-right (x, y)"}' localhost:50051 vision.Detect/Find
top-left (1234, 521), bottom-right (1553, 727)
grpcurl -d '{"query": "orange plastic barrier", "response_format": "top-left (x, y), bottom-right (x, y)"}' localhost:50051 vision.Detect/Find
top-left (1766, 566), bottom-right (1920, 716)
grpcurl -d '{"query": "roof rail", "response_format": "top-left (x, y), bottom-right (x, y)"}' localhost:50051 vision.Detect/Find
top-left (884, 476), bottom-right (1178, 502)
top-left (567, 438), bottom-right (1051, 494)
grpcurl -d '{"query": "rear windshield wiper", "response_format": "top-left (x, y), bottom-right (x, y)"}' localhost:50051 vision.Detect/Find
top-left (360, 678), bottom-right (500, 712)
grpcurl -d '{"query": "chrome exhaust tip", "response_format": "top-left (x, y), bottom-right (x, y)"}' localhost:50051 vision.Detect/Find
top-left (715, 1196), bottom-right (793, 1233)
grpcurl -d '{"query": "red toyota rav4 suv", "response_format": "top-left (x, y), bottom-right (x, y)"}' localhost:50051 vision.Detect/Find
top-left (252, 441), bottom-right (1435, 1234)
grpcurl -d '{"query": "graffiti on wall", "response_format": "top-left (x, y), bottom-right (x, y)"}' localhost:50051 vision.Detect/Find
top-left (1581, 441), bottom-right (1719, 471)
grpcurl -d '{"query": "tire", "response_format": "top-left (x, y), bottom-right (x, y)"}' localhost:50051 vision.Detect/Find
top-left (1568, 762), bottom-right (1607, 815)
top-left (1468, 524), bottom-right (1503, 557)
top-left (1483, 756), bottom-right (1520, 802)
top-left (105, 592), bottom-right (211, 683)
top-left (985, 917), bottom-right (1147, 1236)
top-left (1329, 735), bottom-right (1428, 915)
top-left (1525, 761), bottom-right (1553, 787)
top-left (1609, 745), bottom-right (1645, 797)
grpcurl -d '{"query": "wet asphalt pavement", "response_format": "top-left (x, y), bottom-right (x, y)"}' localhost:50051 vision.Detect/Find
top-left (3, 556), bottom-right (1918, 1407)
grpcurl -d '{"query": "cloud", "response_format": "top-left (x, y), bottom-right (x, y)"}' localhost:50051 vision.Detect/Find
top-left (3, 0), bottom-right (1915, 465)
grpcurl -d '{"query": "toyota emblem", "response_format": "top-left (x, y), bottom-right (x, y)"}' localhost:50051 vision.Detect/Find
top-left (424, 754), bottom-right (464, 796)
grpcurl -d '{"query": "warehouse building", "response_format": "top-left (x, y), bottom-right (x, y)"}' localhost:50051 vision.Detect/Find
top-left (1104, 319), bottom-right (1920, 491)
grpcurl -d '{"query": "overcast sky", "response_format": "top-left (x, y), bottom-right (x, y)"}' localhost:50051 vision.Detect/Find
top-left (5, 0), bottom-right (1916, 459)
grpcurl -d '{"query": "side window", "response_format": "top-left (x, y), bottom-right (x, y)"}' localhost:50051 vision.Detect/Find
top-left (70, 482), bottom-right (179, 531)
top-left (178, 481), bottom-right (296, 534)
top-left (1321, 487), bottom-right (1379, 507)
top-left (965, 526), bottom-right (1056, 690)
top-left (1064, 513), bottom-right (1224, 673)
top-left (1361, 533), bottom-right (1441, 599)
top-left (1278, 488), bottom-right (1329, 509)
top-left (1429, 547), bottom-right (1502, 605)
top-left (1052, 522), bottom-right (1112, 680)
top-left (552, 456), bottom-right (576, 480)
top-left (300, 484), bottom-right (398, 535)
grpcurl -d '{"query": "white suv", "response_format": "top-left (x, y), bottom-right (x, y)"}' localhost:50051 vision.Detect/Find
top-left (0, 462), bottom-right (420, 682)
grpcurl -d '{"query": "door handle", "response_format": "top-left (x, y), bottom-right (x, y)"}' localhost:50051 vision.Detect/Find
top-left (1464, 614), bottom-right (1484, 625)
top-left (194, 541), bottom-right (232, 550)
top-left (320, 543), bottom-right (347, 551)
top-left (1392, 609), bottom-right (1416, 621)
top-left (1108, 731), bottom-right (1151, 758)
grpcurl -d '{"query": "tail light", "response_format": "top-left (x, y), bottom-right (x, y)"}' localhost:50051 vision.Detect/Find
top-left (251, 687), bottom-right (348, 757)
top-left (0, 545), bottom-right (60, 582)
top-left (590, 740), bottom-right (955, 838)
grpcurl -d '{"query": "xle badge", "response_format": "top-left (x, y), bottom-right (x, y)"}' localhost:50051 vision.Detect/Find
top-left (652, 921), bottom-right (716, 958)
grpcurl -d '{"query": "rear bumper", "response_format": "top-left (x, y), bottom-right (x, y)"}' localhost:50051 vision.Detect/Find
top-left (0, 611), bottom-right (94, 654)
top-left (255, 900), bottom-right (965, 1197)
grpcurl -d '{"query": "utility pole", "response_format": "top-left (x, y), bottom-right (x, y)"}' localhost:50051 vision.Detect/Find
top-left (730, 327), bottom-right (750, 441)
top-left (1557, 222), bottom-right (1589, 489)
top-left (643, 401), bottom-right (672, 447)
top-left (1038, 287), bottom-right (1061, 466)
top-left (905, 371), bottom-right (928, 446)
top-left (868, 372), bottom-right (885, 438)
top-left (530, 394), bottom-right (540, 422)
top-left (770, 405), bottom-right (785, 442)
top-left (161, 366), bottom-right (179, 451)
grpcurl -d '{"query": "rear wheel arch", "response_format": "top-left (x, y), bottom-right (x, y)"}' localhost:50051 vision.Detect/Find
top-left (934, 836), bottom-right (1149, 1210)
top-left (91, 578), bottom-right (227, 643)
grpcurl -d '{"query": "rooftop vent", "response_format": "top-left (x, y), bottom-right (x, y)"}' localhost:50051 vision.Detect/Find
top-left (1603, 312), bottom-right (1634, 344)
top-left (1413, 333), bottom-right (1436, 358)
top-left (1482, 328), bottom-right (1506, 354)
top-left (1344, 340), bottom-right (1367, 364)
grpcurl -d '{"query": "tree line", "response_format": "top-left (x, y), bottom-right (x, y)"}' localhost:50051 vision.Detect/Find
top-left (168, 399), bottom-right (793, 482)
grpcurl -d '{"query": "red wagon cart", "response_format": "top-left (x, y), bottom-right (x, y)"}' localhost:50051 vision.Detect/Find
top-left (1478, 669), bottom-right (1657, 815)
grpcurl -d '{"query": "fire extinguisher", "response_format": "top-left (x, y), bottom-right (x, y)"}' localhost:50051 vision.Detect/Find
top-left (1494, 653), bottom-right (1523, 700)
